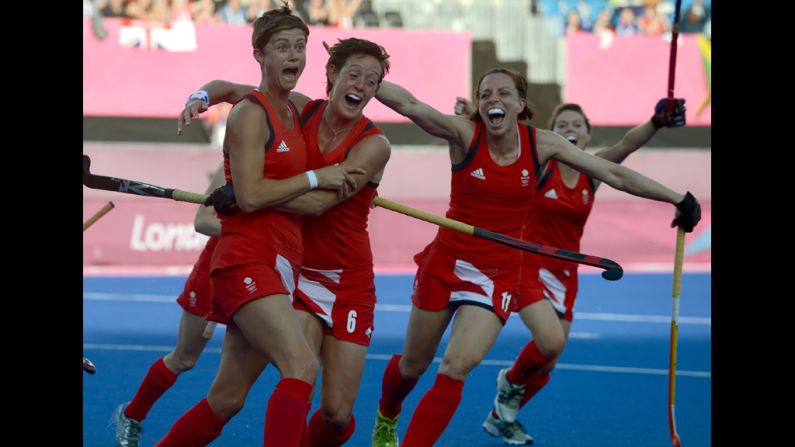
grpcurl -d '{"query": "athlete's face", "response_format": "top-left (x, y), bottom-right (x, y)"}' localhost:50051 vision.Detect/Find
top-left (553, 110), bottom-right (591, 149)
top-left (477, 73), bottom-right (526, 136)
top-left (327, 54), bottom-right (383, 119)
top-left (255, 28), bottom-right (307, 93)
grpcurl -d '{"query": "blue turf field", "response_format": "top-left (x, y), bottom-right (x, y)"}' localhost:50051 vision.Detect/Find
top-left (83, 273), bottom-right (711, 446)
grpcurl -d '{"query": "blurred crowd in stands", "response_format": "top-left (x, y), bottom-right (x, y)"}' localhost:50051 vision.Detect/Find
top-left (83, 0), bottom-right (710, 37)
top-left (562, 0), bottom-right (710, 38)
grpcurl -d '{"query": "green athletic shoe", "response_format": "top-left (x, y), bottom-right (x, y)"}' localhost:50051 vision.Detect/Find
top-left (371, 409), bottom-right (399, 447)
top-left (483, 411), bottom-right (535, 445)
top-left (113, 402), bottom-right (143, 447)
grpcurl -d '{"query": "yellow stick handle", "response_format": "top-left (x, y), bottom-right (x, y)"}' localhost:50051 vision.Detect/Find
top-left (172, 189), bottom-right (209, 205)
top-left (83, 201), bottom-right (115, 232)
top-left (372, 196), bottom-right (475, 236)
top-left (668, 227), bottom-right (686, 446)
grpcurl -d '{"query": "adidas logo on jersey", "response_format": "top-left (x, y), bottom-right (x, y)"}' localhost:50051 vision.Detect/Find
top-left (544, 188), bottom-right (559, 199)
top-left (470, 168), bottom-right (486, 180)
top-left (276, 140), bottom-right (290, 152)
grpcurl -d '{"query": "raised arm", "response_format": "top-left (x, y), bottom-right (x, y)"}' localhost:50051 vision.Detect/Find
top-left (537, 129), bottom-right (700, 231)
top-left (194, 162), bottom-right (226, 237)
top-left (595, 98), bottom-right (686, 165)
top-left (276, 134), bottom-right (391, 216)
top-left (376, 81), bottom-right (472, 145)
top-left (178, 80), bottom-right (256, 135)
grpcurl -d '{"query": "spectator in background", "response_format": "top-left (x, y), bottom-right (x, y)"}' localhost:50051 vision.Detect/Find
top-left (191, 0), bottom-right (217, 24)
top-left (680, 0), bottom-right (709, 33)
top-left (125, 0), bottom-right (170, 22)
top-left (306, 0), bottom-right (331, 26)
top-left (576, 1), bottom-right (594, 31)
top-left (328, 0), bottom-right (363, 28)
top-left (97, 0), bottom-right (127, 18)
top-left (565, 10), bottom-right (583, 34)
top-left (614, 7), bottom-right (639, 36)
top-left (593, 9), bottom-right (615, 49)
top-left (246, 0), bottom-right (273, 21)
top-left (216, 0), bottom-right (249, 25)
top-left (637, 5), bottom-right (665, 36)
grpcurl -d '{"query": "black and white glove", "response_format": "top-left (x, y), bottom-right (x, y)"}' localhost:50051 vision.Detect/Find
top-left (651, 98), bottom-right (686, 129)
top-left (204, 183), bottom-right (238, 215)
top-left (671, 191), bottom-right (701, 232)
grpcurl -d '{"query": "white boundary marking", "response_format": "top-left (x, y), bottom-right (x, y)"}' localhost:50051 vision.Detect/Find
top-left (83, 292), bottom-right (710, 325)
top-left (82, 343), bottom-right (710, 378)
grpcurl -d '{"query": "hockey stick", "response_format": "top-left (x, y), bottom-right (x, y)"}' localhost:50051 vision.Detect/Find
top-left (83, 201), bottom-right (115, 232)
top-left (83, 356), bottom-right (97, 375)
top-left (202, 321), bottom-right (217, 340)
top-left (372, 196), bottom-right (623, 280)
top-left (668, 228), bottom-right (685, 446)
top-left (667, 1), bottom-right (684, 446)
top-left (83, 155), bottom-right (208, 204)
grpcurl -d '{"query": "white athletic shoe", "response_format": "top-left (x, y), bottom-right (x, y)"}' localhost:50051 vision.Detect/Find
top-left (482, 411), bottom-right (534, 445)
top-left (113, 402), bottom-right (143, 447)
top-left (494, 367), bottom-right (526, 423)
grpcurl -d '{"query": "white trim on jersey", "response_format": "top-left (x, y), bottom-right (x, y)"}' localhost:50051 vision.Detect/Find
top-left (275, 254), bottom-right (297, 302)
top-left (297, 268), bottom-right (342, 327)
top-left (540, 267), bottom-right (567, 314)
top-left (449, 259), bottom-right (494, 307)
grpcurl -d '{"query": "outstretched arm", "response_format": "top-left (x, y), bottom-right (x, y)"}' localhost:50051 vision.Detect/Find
top-left (178, 80), bottom-right (255, 135)
top-left (537, 129), bottom-right (700, 231)
top-left (595, 98), bottom-right (686, 165)
top-left (376, 81), bottom-right (471, 144)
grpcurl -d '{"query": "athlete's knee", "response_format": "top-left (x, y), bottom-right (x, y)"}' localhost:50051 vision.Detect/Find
top-left (206, 390), bottom-right (246, 421)
top-left (169, 350), bottom-right (202, 373)
top-left (282, 353), bottom-right (319, 383)
top-left (399, 353), bottom-right (432, 379)
top-left (438, 354), bottom-right (479, 380)
top-left (535, 330), bottom-right (566, 360)
top-left (319, 405), bottom-right (353, 431)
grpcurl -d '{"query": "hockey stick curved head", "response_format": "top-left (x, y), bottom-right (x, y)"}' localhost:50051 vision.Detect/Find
top-left (83, 154), bottom-right (92, 184)
top-left (600, 259), bottom-right (624, 281)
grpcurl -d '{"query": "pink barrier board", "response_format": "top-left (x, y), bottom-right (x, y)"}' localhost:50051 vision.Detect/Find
top-left (565, 33), bottom-right (711, 126)
top-left (83, 18), bottom-right (470, 122)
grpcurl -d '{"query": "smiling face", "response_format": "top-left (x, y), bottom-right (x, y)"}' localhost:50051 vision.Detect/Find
top-left (476, 72), bottom-right (527, 136)
top-left (327, 54), bottom-right (383, 119)
top-left (553, 110), bottom-right (591, 149)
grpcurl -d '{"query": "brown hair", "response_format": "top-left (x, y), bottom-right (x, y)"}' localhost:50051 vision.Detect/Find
top-left (548, 103), bottom-right (591, 133)
top-left (251, 3), bottom-right (309, 53)
top-left (471, 68), bottom-right (534, 122)
top-left (325, 38), bottom-right (391, 95)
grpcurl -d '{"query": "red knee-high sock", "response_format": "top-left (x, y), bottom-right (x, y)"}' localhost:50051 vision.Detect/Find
top-left (263, 378), bottom-right (313, 447)
top-left (519, 373), bottom-right (551, 408)
top-left (400, 374), bottom-right (464, 447)
top-left (154, 398), bottom-right (225, 447)
top-left (298, 400), bottom-right (311, 447)
top-left (307, 410), bottom-right (355, 447)
top-left (126, 357), bottom-right (178, 421)
top-left (378, 354), bottom-right (418, 419)
top-left (505, 341), bottom-right (551, 384)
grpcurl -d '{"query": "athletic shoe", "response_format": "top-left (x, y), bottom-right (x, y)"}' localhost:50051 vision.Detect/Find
top-left (371, 408), bottom-right (399, 447)
top-left (482, 411), bottom-right (534, 445)
top-left (113, 402), bottom-right (143, 447)
top-left (494, 367), bottom-right (526, 423)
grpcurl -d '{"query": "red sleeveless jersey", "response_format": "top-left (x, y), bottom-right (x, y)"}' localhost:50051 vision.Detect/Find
top-left (212, 90), bottom-right (308, 270)
top-left (297, 99), bottom-right (384, 270)
top-left (522, 159), bottom-right (595, 269)
top-left (437, 122), bottom-right (540, 265)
